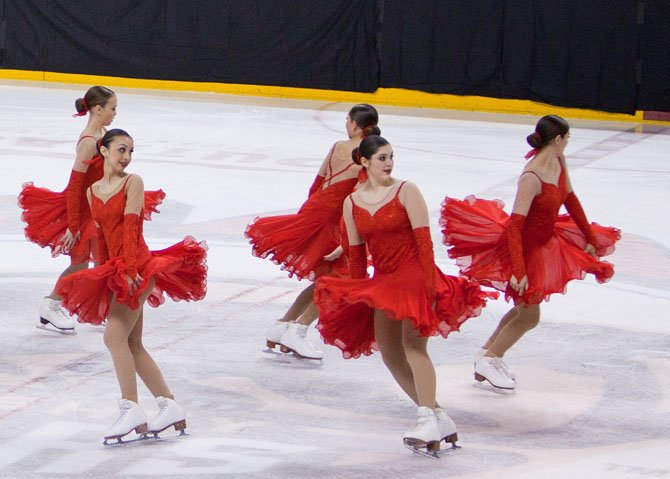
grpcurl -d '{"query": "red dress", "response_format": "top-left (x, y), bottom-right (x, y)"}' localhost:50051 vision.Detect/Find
top-left (440, 166), bottom-right (620, 305)
top-left (315, 185), bottom-right (495, 359)
top-left (18, 138), bottom-right (164, 258)
top-left (245, 147), bottom-right (360, 280)
top-left (56, 177), bottom-right (207, 325)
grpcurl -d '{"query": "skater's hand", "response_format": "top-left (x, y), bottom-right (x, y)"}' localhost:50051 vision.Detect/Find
top-left (584, 243), bottom-right (597, 257)
top-left (59, 229), bottom-right (80, 253)
top-left (126, 273), bottom-right (144, 294)
top-left (509, 274), bottom-right (528, 295)
top-left (323, 246), bottom-right (343, 262)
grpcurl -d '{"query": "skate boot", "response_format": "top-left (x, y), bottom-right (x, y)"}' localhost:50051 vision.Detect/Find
top-left (403, 407), bottom-right (441, 457)
top-left (475, 348), bottom-right (515, 380)
top-left (474, 356), bottom-right (516, 394)
top-left (279, 323), bottom-right (323, 359)
top-left (37, 297), bottom-right (76, 335)
top-left (266, 320), bottom-right (289, 350)
top-left (434, 408), bottom-right (459, 450)
top-left (147, 396), bottom-right (187, 438)
top-left (103, 399), bottom-right (148, 445)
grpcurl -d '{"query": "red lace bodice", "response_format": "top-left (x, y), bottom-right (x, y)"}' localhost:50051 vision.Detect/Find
top-left (90, 180), bottom-right (150, 262)
top-left (522, 166), bottom-right (568, 247)
top-left (351, 184), bottom-right (418, 275)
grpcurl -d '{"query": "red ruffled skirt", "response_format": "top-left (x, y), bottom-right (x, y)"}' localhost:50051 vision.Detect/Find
top-left (18, 183), bottom-right (165, 258)
top-left (56, 236), bottom-right (208, 325)
top-left (245, 184), bottom-right (354, 281)
top-left (440, 196), bottom-right (621, 305)
top-left (315, 258), bottom-right (496, 359)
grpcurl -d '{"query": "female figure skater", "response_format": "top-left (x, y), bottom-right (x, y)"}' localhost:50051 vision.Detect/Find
top-left (246, 104), bottom-right (379, 359)
top-left (315, 136), bottom-right (495, 455)
top-left (19, 86), bottom-right (163, 334)
top-left (56, 129), bottom-right (208, 444)
top-left (441, 115), bottom-right (620, 393)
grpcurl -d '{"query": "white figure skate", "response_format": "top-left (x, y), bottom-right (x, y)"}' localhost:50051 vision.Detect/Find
top-left (37, 297), bottom-right (76, 335)
top-left (265, 320), bottom-right (289, 350)
top-left (474, 356), bottom-right (516, 394)
top-left (103, 399), bottom-right (148, 445)
top-left (475, 348), bottom-right (515, 380)
top-left (147, 396), bottom-right (188, 439)
top-left (403, 407), bottom-right (441, 458)
top-left (280, 323), bottom-right (323, 359)
top-left (434, 407), bottom-right (460, 451)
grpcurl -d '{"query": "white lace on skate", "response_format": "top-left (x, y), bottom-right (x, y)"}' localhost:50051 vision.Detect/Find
top-left (474, 356), bottom-right (515, 392)
top-left (280, 324), bottom-right (323, 359)
top-left (148, 397), bottom-right (187, 436)
top-left (497, 358), bottom-right (516, 381)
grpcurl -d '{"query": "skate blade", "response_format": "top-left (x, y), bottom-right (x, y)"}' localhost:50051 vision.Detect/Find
top-left (472, 380), bottom-right (515, 395)
top-left (278, 345), bottom-right (323, 361)
top-left (143, 429), bottom-right (190, 442)
top-left (36, 322), bottom-right (76, 335)
top-left (403, 440), bottom-right (442, 459)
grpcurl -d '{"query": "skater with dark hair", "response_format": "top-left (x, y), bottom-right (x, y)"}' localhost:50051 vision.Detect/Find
top-left (315, 136), bottom-right (495, 455)
top-left (441, 115), bottom-right (620, 393)
top-left (246, 104), bottom-right (379, 360)
top-left (56, 129), bottom-right (208, 444)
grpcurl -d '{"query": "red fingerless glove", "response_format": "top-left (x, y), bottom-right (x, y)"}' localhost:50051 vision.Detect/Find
top-left (508, 213), bottom-right (527, 281)
top-left (95, 226), bottom-right (109, 265)
top-left (65, 170), bottom-right (86, 234)
top-left (413, 227), bottom-right (437, 304)
top-left (564, 192), bottom-right (597, 245)
top-left (308, 175), bottom-right (326, 197)
top-left (123, 213), bottom-right (140, 278)
top-left (348, 243), bottom-right (368, 279)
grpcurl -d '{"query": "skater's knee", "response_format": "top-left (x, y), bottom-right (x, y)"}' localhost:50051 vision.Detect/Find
top-left (128, 336), bottom-right (146, 356)
top-left (518, 305), bottom-right (540, 330)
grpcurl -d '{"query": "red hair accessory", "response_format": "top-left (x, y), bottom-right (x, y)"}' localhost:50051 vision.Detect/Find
top-left (72, 98), bottom-right (89, 117)
top-left (524, 131), bottom-right (542, 159)
top-left (356, 150), bottom-right (361, 164)
top-left (524, 148), bottom-right (538, 160)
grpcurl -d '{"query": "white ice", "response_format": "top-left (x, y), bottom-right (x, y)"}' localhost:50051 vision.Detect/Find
top-left (1, 80), bottom-right (669, 478)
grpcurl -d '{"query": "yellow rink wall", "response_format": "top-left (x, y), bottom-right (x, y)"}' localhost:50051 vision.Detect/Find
top-left (1, 68), bottom-right (668, 125)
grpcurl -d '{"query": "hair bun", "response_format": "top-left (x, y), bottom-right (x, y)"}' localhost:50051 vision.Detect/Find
top-left (526, 131), bottom-right (542, 148)
top-left (351, 147), bottom-right (362, 165)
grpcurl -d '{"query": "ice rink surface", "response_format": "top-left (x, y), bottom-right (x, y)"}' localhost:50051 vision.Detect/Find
top-left (1, 80), bottom-right (669, 478)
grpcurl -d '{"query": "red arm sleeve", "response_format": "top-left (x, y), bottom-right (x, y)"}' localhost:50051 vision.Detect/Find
top-left (308, 175), bottom-right (325, 197)
top-left (348, 244), bottom-right (368, 279)
top-left (413, 227), bottom-right (437, 304)
top-left (123, 213), bottom-right (140, 278)
top-left (564, 192), bottom-right (597, 245)
top-left (508, 213), bottom-right (527, 281)
top-left (65, 170), bottom-right (86, 234)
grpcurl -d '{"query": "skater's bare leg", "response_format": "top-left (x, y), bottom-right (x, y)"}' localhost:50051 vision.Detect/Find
top-left (104, 280), bottom-right (155, 403)
top-left (280, 283), bottom-right (315, 322)
top-left (128, 310), bottom-right (173, 400)
top-left (295, 301), bottom-right (319, 326)
top-left (487, 303), bottom-right (540, 357)
top-left (47, 244), bottom-right (92, 299)
top-left (482, 305), bottom-right (519, 350)
top-left (374, 310), bottom-right (419, 405)
top-left (401, 319), bottom-right (436, 409)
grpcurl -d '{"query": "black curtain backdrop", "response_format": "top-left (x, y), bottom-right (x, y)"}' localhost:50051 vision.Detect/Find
top-left (1, 0), bottom-right (380, 92)
top-left (1, 0), bottom-right (668, 113)
top-left (638, 0), bottom-right (670, 111)
top-left (380, 0), bottom-right (641, 113)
